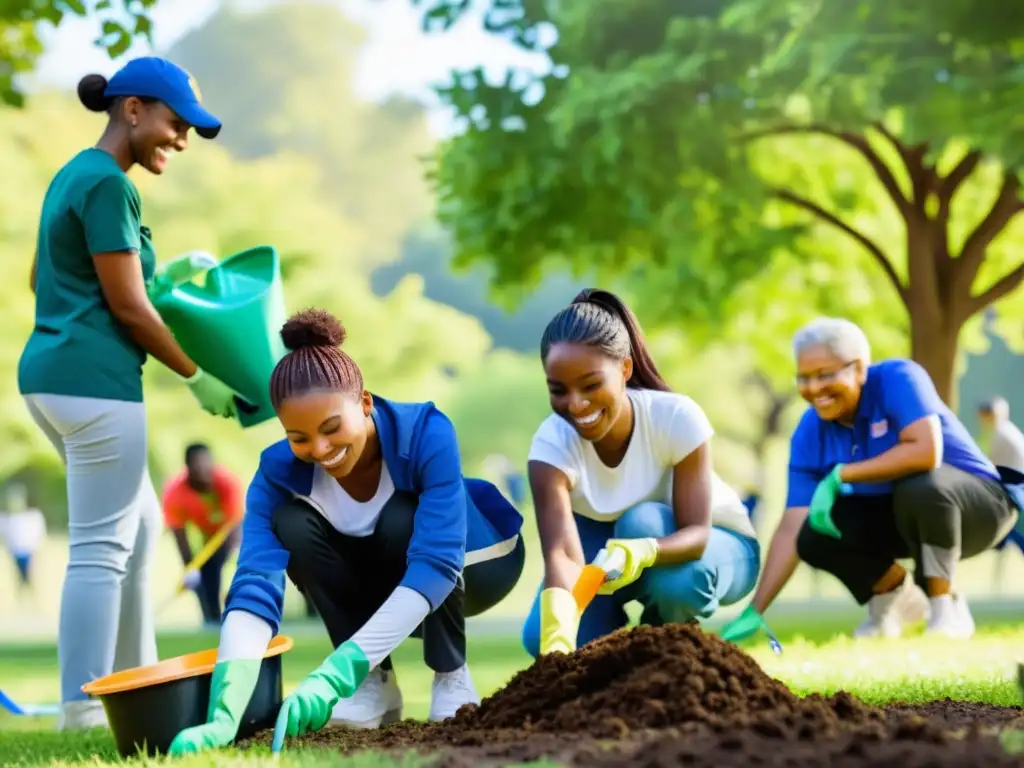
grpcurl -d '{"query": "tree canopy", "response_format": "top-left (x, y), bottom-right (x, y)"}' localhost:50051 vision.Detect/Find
top-left (412, 0), bottom-right (1024, 404)
top-left (0, 0), bottom-right (157, 106)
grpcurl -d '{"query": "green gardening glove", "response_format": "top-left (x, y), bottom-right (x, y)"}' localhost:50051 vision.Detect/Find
top-left (167, 658), bottom-right (262, 756)
top-left (807, 464), bottom-right (847, 540)
top-left (271, 640), bottom-right (370, 752)
top-left (182, 368), bottom-right (239, 419)
top-left (148, 251), bottom-right (219, 300)
top-left (720, 604), bottom-right (766, 643)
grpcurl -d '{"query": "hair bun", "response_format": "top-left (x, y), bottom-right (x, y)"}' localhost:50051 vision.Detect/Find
top-left (280, 308), bottom-right (347, 351)
top-left (78, 74), bottom-right (112, 113)
top-left (280, 309), bottom-right (348, 354)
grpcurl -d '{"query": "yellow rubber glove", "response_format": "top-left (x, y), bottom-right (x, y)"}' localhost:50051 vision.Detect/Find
top-left (596, 538), bottom-right (659, 595)
top-left (539, 587), bottom-right (578, 655)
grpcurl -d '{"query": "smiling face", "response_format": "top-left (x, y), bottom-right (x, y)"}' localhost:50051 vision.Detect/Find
top-left (277, 389), bottom-right (374, 478)
top-left (796, 344), bottom-right (866, 423)
top-left (543, 341), bottom-right (633, 442)
top-left (121, 98), bottom-right (191, 175)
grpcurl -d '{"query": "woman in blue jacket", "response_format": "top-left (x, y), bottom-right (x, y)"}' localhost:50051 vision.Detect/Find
top-left (168, 308), bottom-right (525, 755)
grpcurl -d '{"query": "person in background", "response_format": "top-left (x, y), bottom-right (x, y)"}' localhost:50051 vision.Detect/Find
top-left (722, 318), bottom-right (1021, 644)
top-left (167, 308), bottom-right (525, 755)
top-left (523, 289), bottom-right (760, 658)
top-left (978, 397), bottom-right (1024, 593)
top-left (162, 443), bottom-right (244, 627)
top-left (1, 483), bottom-right (47, 601)
top-left (978, 397), bottom-right (1024, 473)
top-left (17, 57), bottom-right (238, 731)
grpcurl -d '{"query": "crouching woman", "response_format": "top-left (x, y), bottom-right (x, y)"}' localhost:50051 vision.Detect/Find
top-left (167, 308), bottom-right (525, 755)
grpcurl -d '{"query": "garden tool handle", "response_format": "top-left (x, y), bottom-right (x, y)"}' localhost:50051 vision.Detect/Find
top-left (177, 518), bottom-right (242, 590)
top-left (571, 548), bottom-right (628, 613)
top-left (572, 565), bottom-right (607, 613)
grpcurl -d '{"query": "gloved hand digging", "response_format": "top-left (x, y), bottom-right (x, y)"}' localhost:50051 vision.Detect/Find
top-left (271, 640), bottom-right (370, 752)
top-left (808, 464), bottom-right (848, 540)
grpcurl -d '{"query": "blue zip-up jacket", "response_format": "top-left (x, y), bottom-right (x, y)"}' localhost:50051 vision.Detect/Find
top-left (223, 394), bottom-right (524, 635)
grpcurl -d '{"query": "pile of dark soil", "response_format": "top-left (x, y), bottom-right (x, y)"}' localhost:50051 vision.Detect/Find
top-left (241, 623), bottom-right (1024, 766)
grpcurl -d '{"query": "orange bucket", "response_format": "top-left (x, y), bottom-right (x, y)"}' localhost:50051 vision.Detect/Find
top-left (81, 635), bottom-right (293, 758)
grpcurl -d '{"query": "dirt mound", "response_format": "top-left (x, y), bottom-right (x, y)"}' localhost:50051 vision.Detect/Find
top-left (241, 623), bottom-right (1024, 766)
top-left (446, 622), bottom-right (885, 738)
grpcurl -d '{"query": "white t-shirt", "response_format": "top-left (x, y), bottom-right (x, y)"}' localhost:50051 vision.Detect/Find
top-left (221, 460), bottom-right (429, 669)
top-left (528, 388), bottom-right (756, 539)
top-left (307, 462), bottom-right (395, 537)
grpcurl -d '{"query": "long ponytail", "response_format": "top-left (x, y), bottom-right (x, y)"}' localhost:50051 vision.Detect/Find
top-left (539, 288), bottom-right (671, 392)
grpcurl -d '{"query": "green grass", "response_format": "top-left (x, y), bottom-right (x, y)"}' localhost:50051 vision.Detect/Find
top-left (3, 614), bottom-right (1024, 768)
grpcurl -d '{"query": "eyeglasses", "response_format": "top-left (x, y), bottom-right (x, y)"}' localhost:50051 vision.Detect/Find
top-left (796, 360), bottom-right (856, 388)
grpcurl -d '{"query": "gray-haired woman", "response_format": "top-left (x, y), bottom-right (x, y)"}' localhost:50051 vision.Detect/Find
top-left (722, 317), bottom-right (1021, 644)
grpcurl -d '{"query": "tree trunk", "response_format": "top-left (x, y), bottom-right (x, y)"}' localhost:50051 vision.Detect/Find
top-left (908, 316), bottom-right (961, 410)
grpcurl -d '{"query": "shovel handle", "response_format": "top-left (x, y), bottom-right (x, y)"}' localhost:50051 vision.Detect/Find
top-left (572, 564), bottom-right (608, 613)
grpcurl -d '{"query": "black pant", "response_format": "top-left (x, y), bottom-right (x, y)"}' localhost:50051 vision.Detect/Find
top-left (196, 538), bottom-right (235, 623)
top-left (272, 493), bottom-right (525, 672)
top-left (797, 465), bottom-right (1019, 604)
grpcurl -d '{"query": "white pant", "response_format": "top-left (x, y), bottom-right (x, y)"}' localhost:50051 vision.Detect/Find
top-left (23, 393), bottom-right (160, 708)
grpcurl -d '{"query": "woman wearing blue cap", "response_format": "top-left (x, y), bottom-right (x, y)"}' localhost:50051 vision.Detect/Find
top-left (722, 317), bottom-right (1022, 644)
top-left (18, 57), bottom-right (239, 730)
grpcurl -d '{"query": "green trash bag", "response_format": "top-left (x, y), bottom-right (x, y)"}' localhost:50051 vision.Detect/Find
top-left (149, 245), bottom-right (288, 428)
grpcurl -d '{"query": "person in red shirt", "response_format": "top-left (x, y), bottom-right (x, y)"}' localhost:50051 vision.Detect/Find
top-left (162, 443), bottom-right (243, 625)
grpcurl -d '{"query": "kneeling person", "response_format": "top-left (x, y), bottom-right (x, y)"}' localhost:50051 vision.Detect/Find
top-left (168, 308), bottom-right (525, 754)
top-left (522, 289), bottom-right (761, 656)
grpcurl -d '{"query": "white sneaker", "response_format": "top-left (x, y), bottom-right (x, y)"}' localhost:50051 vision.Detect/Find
top-left (429, 664), bottom-right (480, 722)
top-left (853, 576), bottom-right (930, 639)
top-left (329, 667), bottom-right (403, 729)
top-left (926, 592), bottom-right (975, 639)
top-left (58, 700), bottom-right (108, 731)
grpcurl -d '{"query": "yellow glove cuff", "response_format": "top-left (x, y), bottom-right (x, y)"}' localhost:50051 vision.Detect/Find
top-left (539, 587), bottom-right (579, 656)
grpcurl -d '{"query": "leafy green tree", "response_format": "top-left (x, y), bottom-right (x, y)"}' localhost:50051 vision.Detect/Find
top-left (411, 0), bottom-right (1024, 405)
top-left (0, 0), bottom-right (156, 106)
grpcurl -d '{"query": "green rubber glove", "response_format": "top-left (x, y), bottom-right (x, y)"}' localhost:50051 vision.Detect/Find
top-left (720, 604), bottom-right (766, 643)
top-left (182, 368), bottom-right (239, 419)
top-left (148, 251), bottom-right (219, 300)
top-left (272, 640), bottom-right (370, 752)
top-left (167, 658), bottom-right (262, 756)
top-left (808, 464), bottom-right (846, 540)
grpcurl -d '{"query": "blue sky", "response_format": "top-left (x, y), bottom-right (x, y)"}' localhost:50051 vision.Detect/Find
top-left (28, 0), bottom-right (551, 136)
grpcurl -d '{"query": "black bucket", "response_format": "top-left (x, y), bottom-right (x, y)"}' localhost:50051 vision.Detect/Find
top-left (83, 635), bottom-right (293, 759)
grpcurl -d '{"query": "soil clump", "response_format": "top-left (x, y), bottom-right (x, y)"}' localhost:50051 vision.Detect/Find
top-left (240, 623), bottom-right (1024, 766)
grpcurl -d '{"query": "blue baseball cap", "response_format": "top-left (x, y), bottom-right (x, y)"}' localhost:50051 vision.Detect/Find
top-left (104, 57), bottom-right (221, 139)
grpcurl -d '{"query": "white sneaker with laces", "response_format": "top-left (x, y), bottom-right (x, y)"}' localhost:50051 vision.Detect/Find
top-left (926, 592), bottom-right (975, 639)
top-left (429, 664), bottom-right (480, 722)
top-left (330, 667), bottom-right (403, 729)
top-left (853, 576), bottom-right (930, 639)
top-left (58, 700), bottom-right (108, 731)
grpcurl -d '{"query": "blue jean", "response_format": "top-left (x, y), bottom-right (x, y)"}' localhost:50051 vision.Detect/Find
top-left (522, 501), bottom-right (760, 657)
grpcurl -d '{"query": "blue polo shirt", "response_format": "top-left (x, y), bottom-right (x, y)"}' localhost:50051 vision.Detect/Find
top-left (786, 358), bottom-right (999, 508)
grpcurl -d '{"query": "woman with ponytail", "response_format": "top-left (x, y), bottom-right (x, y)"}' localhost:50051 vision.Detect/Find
top-left (521, 289), bottom-right (760, 657)
top-left (18, 58), bottom-right (237, 731)
top-left (168, 308), bottom-right (525, 755)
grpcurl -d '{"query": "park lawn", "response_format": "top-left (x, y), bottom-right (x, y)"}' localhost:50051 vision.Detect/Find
top-left (2, 616), bottom-right (1024, 767)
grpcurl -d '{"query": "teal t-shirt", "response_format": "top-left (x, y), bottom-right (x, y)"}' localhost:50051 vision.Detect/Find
top-left (18, 148), bottom-right (157, 403)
